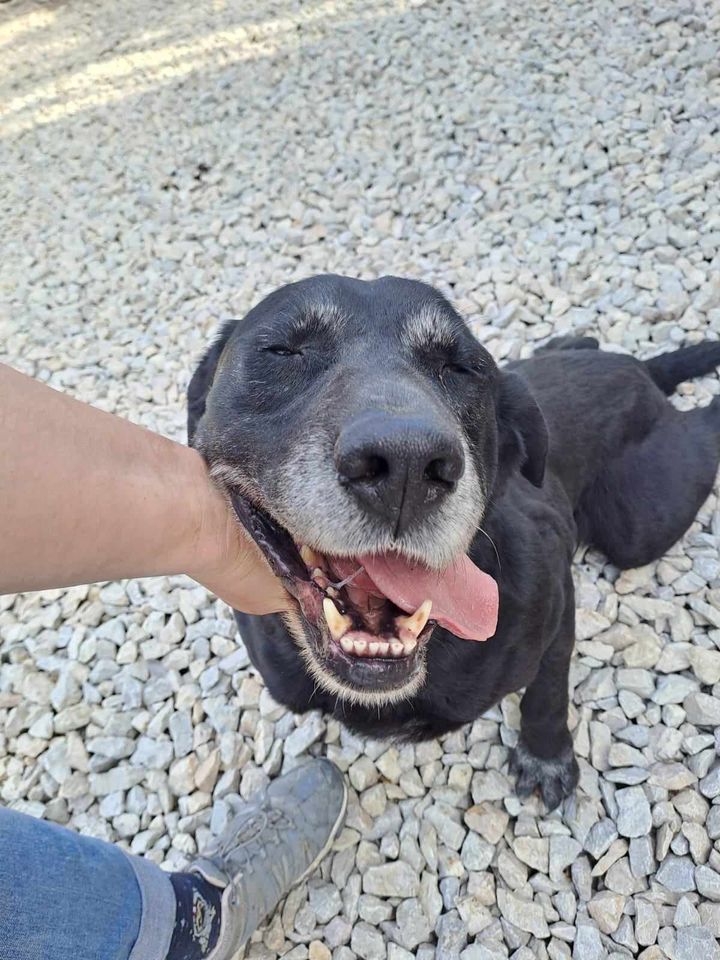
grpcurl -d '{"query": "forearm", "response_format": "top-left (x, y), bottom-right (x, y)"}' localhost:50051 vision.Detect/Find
top-left (0, 363), bottom-right (212, 594)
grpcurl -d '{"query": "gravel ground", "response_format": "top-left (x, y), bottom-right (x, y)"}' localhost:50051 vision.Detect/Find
top-left (2, 0), bottom-right (720, 957)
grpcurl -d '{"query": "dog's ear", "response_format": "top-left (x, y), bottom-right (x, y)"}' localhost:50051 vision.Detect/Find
top-left (497, 371), bottom-right (548, 487)
top-left (187, 320), bottom-right (237, 444)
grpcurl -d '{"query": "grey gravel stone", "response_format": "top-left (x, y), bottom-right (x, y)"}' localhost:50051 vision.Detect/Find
top-left (284, 713), bottom-right (325, 757)
top-left (351, 921), bottom-right (386, 960)
top-left (653, 676), bottom-right (698, 706)
top-left (615, 787), bottom-right (652, 838)
top-left (394, 898), bottom-right (433, 950)
top-left (635, 899), bottom-right (660, 947)
top-left (695, 865), bottom-right (720, 902)
top-left (587, 891), bottom-right (625, 934)
top-left (572, 923), bottom-right (605, 960)
top-left (584, 819), bottom-right (619, 859)
top-left (699, 765), bottom-right (720, 799)
top-left (675, 925), bottom-right (720, 960)
top-left (550, 837), bottom-right (583, 882)
top-left (436, 911), bottom-right (468, 960)
top-left (464, 803), bottom-right (508, 844)
top-left (88, 767), bottom-right (144, 796)
top-left (497, 890), bottom-right (550, 938)
top-left (629, 836), bottom-right (656, 878)
top-left (363, 863), bottom-right (420, 899)
top-left (308, 882), bottom-right (342, 924)
top-left (683, 693), bottom-right (720, 727)
top-left (674, 898), bottom-right (701, 929)
top-left (169, 711), bottom-right (193, 759)
top-left (656, 855), bottom-right (697, 894)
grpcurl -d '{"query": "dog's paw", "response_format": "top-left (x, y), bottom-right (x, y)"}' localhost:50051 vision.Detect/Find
top-left (509, 738), bottom-right (579, 811)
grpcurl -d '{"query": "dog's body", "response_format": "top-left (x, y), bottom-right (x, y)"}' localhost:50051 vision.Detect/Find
top-left (188, 276), bottom-right (720, 808)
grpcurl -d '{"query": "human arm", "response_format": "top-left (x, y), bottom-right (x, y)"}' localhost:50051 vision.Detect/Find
top-left (0, 363), bottom-right (289, 615)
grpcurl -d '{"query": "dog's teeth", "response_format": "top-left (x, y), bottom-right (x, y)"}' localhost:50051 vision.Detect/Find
top-left (340, 636), bottom-right (354, 654)
top-left (368, 641), bottom-right (380, 657)
top-left (390, 641), bottom-right (404, 657)
top-left (300, 545), bottom-right (321, 567)
top-left (397, 599), bottom-right (432, 638)
top-left (377, 641), bottom-right (390, 657)
top-left (326, 586), bottom-right (339, 598)
top-left (312, 568), bottom-right (330, 589)
top-left (353, 638), bottom-right (368, 656)
top-left (323, 598), bottom-right (351, 641)
top-left (403, 637), bottom-right (418, 654)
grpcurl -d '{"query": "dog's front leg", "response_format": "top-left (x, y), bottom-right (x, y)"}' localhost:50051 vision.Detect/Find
top-left (509, 580), bottom-right (579, 810)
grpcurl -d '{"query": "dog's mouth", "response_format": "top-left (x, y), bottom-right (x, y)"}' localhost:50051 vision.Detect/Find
top-left (229, 492), bottom-right (499, 696)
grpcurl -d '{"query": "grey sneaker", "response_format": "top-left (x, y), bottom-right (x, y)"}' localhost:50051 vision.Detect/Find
top-left (193, 759), bottom-right (347, 958)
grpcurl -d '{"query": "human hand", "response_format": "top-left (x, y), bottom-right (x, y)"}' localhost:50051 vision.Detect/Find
top-left (182, 455), bottom-right (291, 615)
top-left (0, 362), bottom-right (291, 616)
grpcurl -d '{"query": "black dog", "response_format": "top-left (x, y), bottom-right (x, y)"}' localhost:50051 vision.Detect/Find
top-left (188, 274), bottom-right (720, 808)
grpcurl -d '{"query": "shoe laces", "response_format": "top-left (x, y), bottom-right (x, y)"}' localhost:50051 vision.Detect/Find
top-left (217, 803), bottom-right (295, 906)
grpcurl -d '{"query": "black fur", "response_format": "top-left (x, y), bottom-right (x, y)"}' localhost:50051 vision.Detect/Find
top-left (188, 277), bottom-right (720, 808)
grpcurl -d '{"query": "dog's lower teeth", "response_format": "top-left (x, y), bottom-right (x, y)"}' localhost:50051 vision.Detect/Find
top-left (337, 633), bottom-right (418, 659)
top-left (396, 599), bottom-right (432, 638)
top-left (323, 597), bottom-right (352, 641)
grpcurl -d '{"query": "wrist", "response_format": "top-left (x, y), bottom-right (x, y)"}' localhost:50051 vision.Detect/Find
top-left (167, 443), bottom-right (290, 615)
top-left (171, 445), bottom-right (230, 581)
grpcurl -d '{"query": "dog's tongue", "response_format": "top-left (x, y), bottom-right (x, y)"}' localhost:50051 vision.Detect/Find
top-left (359, 553), bottom-right (499, 641)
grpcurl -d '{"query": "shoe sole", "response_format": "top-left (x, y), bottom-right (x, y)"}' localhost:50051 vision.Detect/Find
top-left (294, 775), bottom-right (348, 888)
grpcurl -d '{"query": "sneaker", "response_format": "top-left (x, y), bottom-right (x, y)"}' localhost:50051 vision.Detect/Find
top-left (192, 759), bottom-right (347, 958)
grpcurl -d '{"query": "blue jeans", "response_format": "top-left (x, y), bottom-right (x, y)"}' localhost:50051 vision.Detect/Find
top-left (0, 807), bottom-right (177, 960)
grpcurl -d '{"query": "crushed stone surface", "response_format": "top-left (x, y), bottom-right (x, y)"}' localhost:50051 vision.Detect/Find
top-left (2, 0), bottom-right (720, 956)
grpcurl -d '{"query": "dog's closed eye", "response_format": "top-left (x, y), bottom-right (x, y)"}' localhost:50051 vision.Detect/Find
top-left (261, 344), bottom-right (303, 357)
top-left (442, 360), bottom-right (486, 378)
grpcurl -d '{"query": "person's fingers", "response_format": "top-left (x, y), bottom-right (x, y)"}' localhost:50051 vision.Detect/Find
top-left (190, 499), bottom-right (291, 615)
top-left (210, 521), bottom-right (291, 614)
top-left (184, 454), bottom-right (292, 615)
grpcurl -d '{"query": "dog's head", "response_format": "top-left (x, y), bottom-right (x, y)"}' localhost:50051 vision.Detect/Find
top-left (188, 275), bottom-right (547, 706)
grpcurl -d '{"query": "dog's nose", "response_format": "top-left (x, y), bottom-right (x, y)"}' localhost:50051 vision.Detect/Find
top-left (335, 412), bottom-right (465, 533)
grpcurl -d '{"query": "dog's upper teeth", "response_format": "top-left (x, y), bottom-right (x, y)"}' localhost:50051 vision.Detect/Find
top-left (300, 545), bottom-right (321, 567)
top-left (398, 627), bottom-right (420, 650)
top-left (323, 598), bottom-right (351, 641)
top-left (397, 599), bottom-right (432, 638)
top-left (312, 568), bottom-right (330, 589)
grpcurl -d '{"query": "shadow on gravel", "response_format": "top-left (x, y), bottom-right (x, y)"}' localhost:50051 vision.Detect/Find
top-left (0, 0), bottom-right (407, 140)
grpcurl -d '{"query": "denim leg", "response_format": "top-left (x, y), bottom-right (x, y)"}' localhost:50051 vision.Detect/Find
top-left (0, 807), bottom-right (175, 960)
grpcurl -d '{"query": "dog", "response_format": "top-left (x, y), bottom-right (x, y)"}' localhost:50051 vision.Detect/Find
top-left (187, 274), bottom-right (720, 809)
